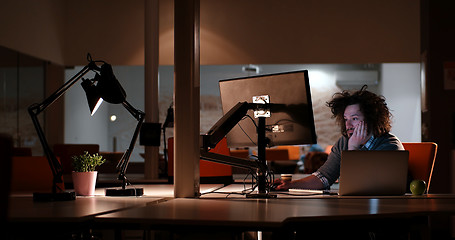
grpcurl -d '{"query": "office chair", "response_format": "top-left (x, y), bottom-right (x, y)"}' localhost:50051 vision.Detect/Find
top-left (402, 142), bottom-right (437, 193)
top-left (12, 147), bottom-right (32, 156)
top-left (167, 137), bottom-right (233, 184)
top-left (11, 156), bottom-right (56, 193)
top-left (53, 144), bottom-right (99, 175)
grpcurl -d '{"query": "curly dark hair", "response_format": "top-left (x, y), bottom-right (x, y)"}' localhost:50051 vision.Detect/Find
top-left (326, 85), bottom-right (392, 138)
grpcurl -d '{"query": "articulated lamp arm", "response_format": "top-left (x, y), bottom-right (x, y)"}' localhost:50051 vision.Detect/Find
top-left (114, 101), bottom-right (145, 189)
top-left (28, 60), bottom-right (99, 195)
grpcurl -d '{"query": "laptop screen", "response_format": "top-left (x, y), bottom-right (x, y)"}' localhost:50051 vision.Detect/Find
top-left (338, 150), bottom-right (409, 196)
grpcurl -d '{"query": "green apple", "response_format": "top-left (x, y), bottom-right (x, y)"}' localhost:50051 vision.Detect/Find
top-left (410, 180), bottom-right (427, 195)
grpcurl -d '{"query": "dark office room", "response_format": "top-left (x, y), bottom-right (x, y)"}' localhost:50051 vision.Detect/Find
top-left (2, 0), bottom-right (455, 239)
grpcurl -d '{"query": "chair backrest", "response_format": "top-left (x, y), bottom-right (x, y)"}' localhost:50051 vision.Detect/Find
top-left (167, 137), bottom-right (232, 180)
top-left (12, 147), bottom-right (32, 156)
top-left (53, 144), bottom-right (99, 174)
top-left (402, 142), bottom-right (437, 193)
top-left (11, 156), bottom-right (56, 193)
top-left (324, 145), bottom-right (333, 155)
top-left (264, 148), bottom-right (289, 161)
top-left (303, 151), bottom-right (328, 174)
top-left (277, 145), bottom-right (301, 161)
top-left (229, 149), bottom-right (249, 159)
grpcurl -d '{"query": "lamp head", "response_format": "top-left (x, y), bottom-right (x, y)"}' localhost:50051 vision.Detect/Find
top-left (96, 63), bottom-right (126, 104)
top-left (81, 62), bottom-right (126, 116)
top-left (81, 77), bottom-right (103, 116)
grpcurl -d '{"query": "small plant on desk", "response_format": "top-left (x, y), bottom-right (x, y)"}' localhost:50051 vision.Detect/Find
top-left (71, 151), bottom-right (105, 196)
top-left (72, 151), bottom-right (105, 172)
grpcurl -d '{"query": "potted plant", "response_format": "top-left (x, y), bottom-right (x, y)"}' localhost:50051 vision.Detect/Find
top-left (71, 151), bottom-right (105, 196)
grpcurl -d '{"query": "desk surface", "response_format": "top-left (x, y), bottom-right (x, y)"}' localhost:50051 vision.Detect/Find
top-left (9, 183), bottom-right (455, 234)
top-left (9, 195), bottom-right (160, 223)
top-left (8, 184), bottom-right (223, 223)
top-left (96, 196), bottom-right (455, 231)
top-left (95, 184), bottom-right (455, 231)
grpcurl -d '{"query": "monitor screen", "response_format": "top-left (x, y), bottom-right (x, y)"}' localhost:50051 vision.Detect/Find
top-left (219, 70), bottom-right (317, 148)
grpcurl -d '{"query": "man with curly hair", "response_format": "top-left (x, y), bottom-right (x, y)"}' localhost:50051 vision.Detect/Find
top-left (275, 85), bottom-right (404, 190)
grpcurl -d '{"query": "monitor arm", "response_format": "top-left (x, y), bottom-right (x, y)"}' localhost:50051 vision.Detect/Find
top-left (200, 101), bottom-right (274, 197)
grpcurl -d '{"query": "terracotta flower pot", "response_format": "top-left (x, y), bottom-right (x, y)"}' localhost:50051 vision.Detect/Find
top-left (72, 171), bottom-right (98, 196)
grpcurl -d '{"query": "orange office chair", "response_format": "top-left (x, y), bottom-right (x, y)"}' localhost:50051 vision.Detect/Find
top-left (167, 137), bottom-right (233, 184)
top-left (402, 142), bottom-right (437, 193)
top-left (276, 145), bottom-right (301, 161)
top-left (324, 145), bottom-right (333, 155)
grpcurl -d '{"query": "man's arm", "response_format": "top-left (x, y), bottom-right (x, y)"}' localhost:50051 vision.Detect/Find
top-left (275, 174), bottom-right (325, 190)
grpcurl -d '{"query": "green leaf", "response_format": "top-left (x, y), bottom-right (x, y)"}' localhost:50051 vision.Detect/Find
top-left (72, 151), bottom-right (106, 172)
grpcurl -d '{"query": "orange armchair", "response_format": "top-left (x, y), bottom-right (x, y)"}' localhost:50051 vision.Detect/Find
top-left (402, 142), bottom-right (437, 193)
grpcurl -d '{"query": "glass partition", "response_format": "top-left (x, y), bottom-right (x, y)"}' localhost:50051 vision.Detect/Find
top-left (0, 46), bottom-right (45, 155)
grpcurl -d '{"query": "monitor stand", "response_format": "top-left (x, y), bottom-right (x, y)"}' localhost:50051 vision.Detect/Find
top-left (246, 117), bottom-right (276, 199)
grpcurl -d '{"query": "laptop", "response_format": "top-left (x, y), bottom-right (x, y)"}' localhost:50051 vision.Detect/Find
top-left (337, 150), bottom-right (409, 196)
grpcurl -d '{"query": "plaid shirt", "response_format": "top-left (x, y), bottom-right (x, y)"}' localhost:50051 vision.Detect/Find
top-left (361, 135), bottom-right (376, 150)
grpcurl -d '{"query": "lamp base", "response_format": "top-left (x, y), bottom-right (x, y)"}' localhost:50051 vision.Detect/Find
top-left (105, 187), bottom-right (144, 196)
top-left (33, 191), bottom-right (76, 202)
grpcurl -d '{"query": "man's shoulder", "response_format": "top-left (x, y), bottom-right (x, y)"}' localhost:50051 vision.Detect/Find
top-left (374, 133), bottom-right (404, 150)
top-left (378, 132), bottom-right (401, 142)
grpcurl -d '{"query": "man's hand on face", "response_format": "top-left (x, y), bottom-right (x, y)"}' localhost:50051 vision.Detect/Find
top-left (348, 121), bottom-right (371, 150)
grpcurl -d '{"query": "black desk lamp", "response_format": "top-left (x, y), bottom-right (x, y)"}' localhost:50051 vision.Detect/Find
top-left (91, 61), bottom-right (145, 197)
top-left (28, 54), bottom-right (145, 201)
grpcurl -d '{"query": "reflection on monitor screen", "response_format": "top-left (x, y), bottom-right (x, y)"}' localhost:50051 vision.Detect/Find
top-left (219, 70), bottom-right (317, 148)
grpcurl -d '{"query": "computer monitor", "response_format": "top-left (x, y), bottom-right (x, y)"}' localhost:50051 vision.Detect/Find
top-left (218, 70), bottom-right (317, 148)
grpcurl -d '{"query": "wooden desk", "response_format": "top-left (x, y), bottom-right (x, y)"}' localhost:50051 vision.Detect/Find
top-left (9, 184), bottom-right (224, 221)
top-left (9, 195), bottom-right (159, 223)
top-left (96, 196), bottom-right (455, 228)
top-left (7, 195), bottom-right (161, 239)
top-left (95, 185), bottom-right (455, 239)
top-left (7, 184), bottom-right (223, 238)
top-left (8, 183), bottom-right (455, 239)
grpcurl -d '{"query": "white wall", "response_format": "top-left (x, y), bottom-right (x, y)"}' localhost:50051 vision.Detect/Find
top-left (380, 63), bottom-right (421, 142)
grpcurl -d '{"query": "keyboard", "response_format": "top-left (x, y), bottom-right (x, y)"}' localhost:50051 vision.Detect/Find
top-left (288, 189), bottom-right (338, 195)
